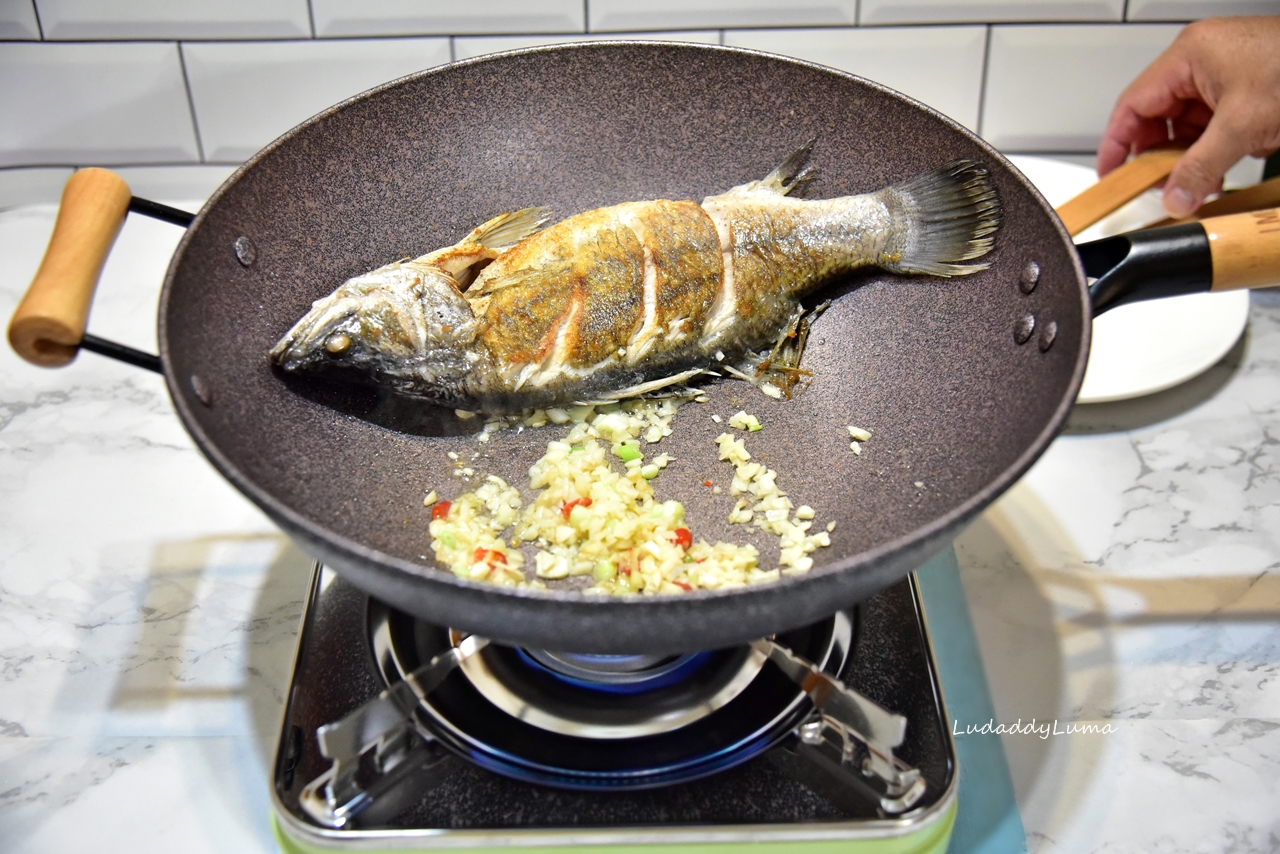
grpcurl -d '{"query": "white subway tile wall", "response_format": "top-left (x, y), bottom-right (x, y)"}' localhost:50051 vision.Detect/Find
top-left (0, 41), bottom-right (199, 168)
top-left (311, 0), bottom-right (585, 38)
top-left (859, 0), bottom-right (1124, 25)
top-left (724, 26), bottom-right (987, 131)
top-left (2, 1), bottom-right (1274, 206)
top-left (0, 0), bottom-right (40, 39)
top-left (34, 0), bottom-right (312, 41)
top-left (589, 1), bottom-right (858, 32)
top-left (1127, 0), bottom-right (1280, 20)
top-left (454, 32), bottom-right (722, 62)
top-left (182, 38), bottom-right (451, 162)
top-left (982, 23), bottom-right (1181, 151)
top-left (0, 167), bottom-right (74, 208)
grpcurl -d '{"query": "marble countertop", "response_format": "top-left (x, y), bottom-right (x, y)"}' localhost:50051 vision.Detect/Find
top-left (1, 161), bottom-right (1278, 853)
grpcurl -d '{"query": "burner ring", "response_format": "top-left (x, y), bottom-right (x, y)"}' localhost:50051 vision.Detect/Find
top-left (448, 632), bottom-right (767, 739)
top-left (369, 602), bottom-right (855, 791)
top-left (521, 648), bottom-right (705, 689)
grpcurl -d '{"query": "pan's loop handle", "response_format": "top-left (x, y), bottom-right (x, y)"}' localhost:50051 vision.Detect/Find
top-left (7, 169), bottom-right (194, 372)
top-left (8, 168), bottom-right (133, 367)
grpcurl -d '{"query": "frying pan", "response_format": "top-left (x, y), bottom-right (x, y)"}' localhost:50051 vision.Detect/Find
top-left (10, 42), bottom-right (1279, 654)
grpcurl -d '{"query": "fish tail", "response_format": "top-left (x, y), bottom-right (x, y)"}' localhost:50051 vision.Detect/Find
top-left (876, 160), bottom-right (1000, 277)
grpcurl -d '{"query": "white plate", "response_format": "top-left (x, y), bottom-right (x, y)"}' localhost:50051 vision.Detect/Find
top-left (1007, 156), bottom-right (1251, 404)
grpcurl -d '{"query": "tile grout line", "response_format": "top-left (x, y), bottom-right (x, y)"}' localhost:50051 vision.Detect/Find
top-left (976, 23), bottom-right (992, 142)
top-left (30, 0), bottom-right (43, 40)
top-left (584, 0), bottom-right (590, 33)
top-left (176, 43), bottom-right (207, 164)
top-left (306, 0), bottom-right (317, 38)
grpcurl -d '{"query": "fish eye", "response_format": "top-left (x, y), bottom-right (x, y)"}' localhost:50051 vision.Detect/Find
top-left (324, 333), bottom-right (352, 356)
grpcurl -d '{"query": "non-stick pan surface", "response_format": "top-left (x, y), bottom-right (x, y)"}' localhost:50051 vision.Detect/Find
top-left (159, 42), bottom-right (1089, 653)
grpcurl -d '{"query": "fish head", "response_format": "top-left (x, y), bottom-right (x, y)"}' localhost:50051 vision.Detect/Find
top-left (269, 261), bottom-right (480, 399)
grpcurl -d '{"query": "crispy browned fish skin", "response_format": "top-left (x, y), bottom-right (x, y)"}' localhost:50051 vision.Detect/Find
top-left (472, 200), bottom-right (723, 377)
top-left (269, 148), bottom-right (1000, 410)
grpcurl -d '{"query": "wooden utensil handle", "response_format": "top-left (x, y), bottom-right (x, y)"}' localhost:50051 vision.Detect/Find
top-left (7, 168), bottom-right (132, 367)
top-left (1148, 175), bottom-right (1280, 228)
top-left (1207, 207), bottom-right (1280, 291)
top-left (1055, 148), bottom-right (1184, 237)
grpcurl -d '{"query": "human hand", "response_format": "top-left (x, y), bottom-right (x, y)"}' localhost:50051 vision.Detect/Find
top-left (1097, 15), bottom-right (1280, 218)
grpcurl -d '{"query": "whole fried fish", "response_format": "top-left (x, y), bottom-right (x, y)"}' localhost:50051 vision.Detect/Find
top-left (270, 143), bottom-right (999, 411)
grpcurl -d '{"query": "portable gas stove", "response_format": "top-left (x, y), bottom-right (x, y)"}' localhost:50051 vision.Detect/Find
top-left (271, 564), bottom-right (961, 853)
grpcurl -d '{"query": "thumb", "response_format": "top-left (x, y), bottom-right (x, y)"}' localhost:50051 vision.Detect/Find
top-left (1162, 113), bottom-right (1252, 218)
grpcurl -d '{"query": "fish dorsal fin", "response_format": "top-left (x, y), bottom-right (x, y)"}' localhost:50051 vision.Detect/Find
top-left (712, 139), bottom-right (818, 199)
top-left (470, 206), bottom-right (551, 250)
top-left (760, 137), bottom-right (817, 195)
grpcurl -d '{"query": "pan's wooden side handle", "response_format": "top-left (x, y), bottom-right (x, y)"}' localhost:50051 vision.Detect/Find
top-left (1207, 207), bottom-right (1280, 291)
top-left (7, 168), bottom-right (132, 367)
top-left (1055, 148), bottom-right (1184, 237)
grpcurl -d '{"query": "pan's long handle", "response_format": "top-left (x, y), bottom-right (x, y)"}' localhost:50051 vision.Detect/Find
top-left (9, 169), bottom-right (132, 367)
top-left (1205, 208), bottom-right (1280, 292)
top-left (7, 169), bottom-right (194, 372)
top-left (1081, 206), bottom-right (1280, 314)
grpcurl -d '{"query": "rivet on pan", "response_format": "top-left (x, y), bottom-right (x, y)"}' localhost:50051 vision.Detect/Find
top-left (191, 374), bottom-right (213, 407)
top-left (1019, 261), bottom-right (1040, 294)
top-left (1014, 313), bottom-right (1036, 345)
top-left (1039, 320), bottom-right (1058, 352)
top-left (234, 235), bottom-right (257, 267)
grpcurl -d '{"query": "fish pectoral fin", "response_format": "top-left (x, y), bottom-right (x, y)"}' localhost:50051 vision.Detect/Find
top-left (470, 261), bottom-right (564, 297)
top-left (412, 245), bottom-right (497, 289)
top-left (470, 207), bottom-right (551, 250)
top-left (409, 208), bottom-right (552, 290)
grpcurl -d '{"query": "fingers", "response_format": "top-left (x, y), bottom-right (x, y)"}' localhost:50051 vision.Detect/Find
top-left (1098, 115), bottom-right (1172, 175)
top-left (1162, 105), bottom-right (1254, 217)
top-left (1096, 57), bottom-right (1192, 176)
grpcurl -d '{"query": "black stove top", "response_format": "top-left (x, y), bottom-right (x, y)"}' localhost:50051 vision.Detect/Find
top-left (272, 566), bottom-right (956, 839)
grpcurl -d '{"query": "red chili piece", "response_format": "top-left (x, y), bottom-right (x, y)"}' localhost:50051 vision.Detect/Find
top-left (703, 480), bottom-right (713, 487)
top-left (672, 528), bottom-right (692, 550)
top-left (472, 547), bottom-right (507, 566)
top-left (431, 500), bottom-right (452, 521)
top-left (561, 497), bottom-right (593, 518)
top-left (673, 579), bottom-right (693, 591)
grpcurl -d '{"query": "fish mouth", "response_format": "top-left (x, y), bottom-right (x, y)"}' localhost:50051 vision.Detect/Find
top-left (269, 296), bottom-right (363, 370)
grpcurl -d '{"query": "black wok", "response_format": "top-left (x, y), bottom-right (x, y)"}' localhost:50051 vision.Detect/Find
top-left (18, 42), bottom-right (1247, 654)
